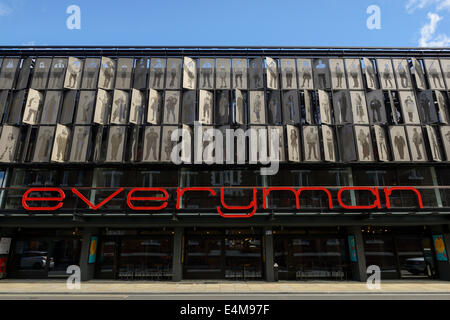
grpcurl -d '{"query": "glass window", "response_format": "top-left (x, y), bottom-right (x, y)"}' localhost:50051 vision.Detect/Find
top-left (31, 58), bottom-right (52, 89)
top-left (40, 91), bottom-right (62, 124)
top-left (47, 58), bottom-right (67, 89)
top-left (81, 58), bottom-right (100, 89)
top-left (0, 58), bottom-right (19, 89)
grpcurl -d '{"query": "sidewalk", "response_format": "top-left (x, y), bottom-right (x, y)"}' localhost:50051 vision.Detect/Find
top-left (1, 280), bottom-right (450, 294)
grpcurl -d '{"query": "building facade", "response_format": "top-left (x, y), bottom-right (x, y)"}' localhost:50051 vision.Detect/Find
top-left (0, 47), bottom-right (450, 282)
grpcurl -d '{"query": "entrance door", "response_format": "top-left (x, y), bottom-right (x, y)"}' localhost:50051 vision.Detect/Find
top-left (96, 237), bottom-right (119, 279)
top-left (396, 236), bottom-right (436, 278)
top-left (184, 237), bottom-right (223, 279)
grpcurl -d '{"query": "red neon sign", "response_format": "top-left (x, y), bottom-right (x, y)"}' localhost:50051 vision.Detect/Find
top-left (21, 186), bottom-right (424, 217)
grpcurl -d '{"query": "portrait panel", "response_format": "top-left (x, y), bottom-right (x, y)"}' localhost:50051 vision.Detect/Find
top-left (142, 126), bottom-right (161, 162)
top-left (23, 89), bottom-right (43, 125)
top-left (411, 58), bottom-right (426, 90)
top-left (406, 125), bottom-right (427, 162)
top-left (149, 58), bottom-right (166, 89)
top-left (81, 58), bottom-right (100, 89)
top-left (182, 90), bottom-right (196, 125)
top-left (399, 91), bottom-right (421, 124)
top-left (97, 57), bottom-right (116, 90)
top-left (47, 58), bottom-right (67, 89)
top-left (268, 126), bottom-right (285, 162)
top-left (426, 125), bottom-right (442, 161)
top-left (216, 58), bottom-right (231, 89)
top-left (133, 57), bottom-right (148, 89)
top-left (338, 125), bottom-right (357, 162)
top-left (282, 90), bottom-right (300, 124)
top-left (417, 90), bottom-right (438, 123)
top-left (374, 125), bottom-right (389, 161)
top-left (392, 58), bottom-right (412, 90)
top-left (69, 126), bottom-right (91, 162)
top-left (280, 59), bottom-right (297, 89)
top-left (303, 90), bottom-right (313, 124)
top-left (106, 126), bottom-right (126, 162)
top-left (0, 125), bottom-right (20, 163)
top-left (111, 90), bottom-right (129, 124)
top-left (424, 59), bottom-right (445, 90)
top-left (440, 58), bottom-right (450, 89)
top-left (147, 89), bottom-right (161, 124)
top-left (332, 90), bottom-right (352, 124)
top-left (297, 59), bottom-right (314, 89)
top-left (286, 124), bottom-right (300, 162)
top-left (33, 126), bottom-right (56, 162)
top-left (199, 90), bottom-right (214, 124)
top-left (249, 57), bottom-right (263, 89)
top-left (31, 58), bottom-right (51, 89)
top-left (389, 126), bottom-right (411, 161)
top-left (199, 58), bottom-right (215, 89)
top-left (63, 57), bottom-right (83, 90)
top-left (363, 58), bottom-right (377, 90)
top-left (232, 58), bottom-right (248, 89)
top-left (266, 57), bottom-right (279, 90)
top-left (329, 58), bottom-right (347, 90)
top-left (51, 124), bottom-right (71, 163)
top-left (439, 126), bottom-right (450, 161)
top-left (322, 124), bottom-right (336, 162)
top-left (76, 91), bottom-right (96, 124)
top-left (303, 125), bottom-right (320, 162)
top-left (267, 90), bottom-right (281, 124)
top-left (0, 58), bottom-right (19, 89)
top-left (165, 58), bottom-right (182, 89)
top-left (235, 89), bottom-right (245, 124)
top-left (345, 58), bottom-right (363, 90)
top-left (436, 91), bottom-right (450, 124)
top-left (129, 89), bottom-right (144, 124)
top-left (355, 125), bottom-right (374, 161)
top-left (249, 90), bottom-right (265, 124)
top-left (40, 91), bottom-right (62, 124)
top-left (93, 89), bottom-right (111, 125)
top-left (183, 57), bottom-right (197, 90)
top-left (318, 89), bottom-right (332, 124)
top-left (160, 126), bottom-right (179, 162)
top-left (115, 58), bottom-right (133, 89)
top-left (215, 90), bottom-right (230, 124)
top-left (350, 91), bottom-right (369, 124)
top-left (312, 58), bottom-right (331, 89)
top-left (376, 58), bottom-right (396, 90)
top-left (163, 91), bottom-right (180, 124)
top-left (366, 90), bottom-right (387, 123)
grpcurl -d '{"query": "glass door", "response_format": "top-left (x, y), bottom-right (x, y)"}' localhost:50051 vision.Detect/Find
top-left (47, 239), bottom-right (81, 278)
top-left (184, 237), bottom-right (223, 279)
top-left (96, 237), bottom-right (119, 279)
top-left (396, 236), bottom-right (436, 279)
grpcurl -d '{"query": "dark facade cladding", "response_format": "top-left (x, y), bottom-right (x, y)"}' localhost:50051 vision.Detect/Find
top-left (1, 47), bottom-right (450, 281)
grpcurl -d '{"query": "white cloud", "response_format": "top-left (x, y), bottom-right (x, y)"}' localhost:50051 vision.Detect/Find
top-left (419, 12), bottom-right (450, 47)
top-left (406, 0), bottom-right (450, 12)
top-left (0, 2), bottom-right (12, 16)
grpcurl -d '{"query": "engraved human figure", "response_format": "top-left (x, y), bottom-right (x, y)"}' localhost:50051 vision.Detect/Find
top-left (412, 127), bottom-right (424, 160)
top-left (419, 93), bottom-right (432, 123)
top-left (370, 97), bottom-right (382, 123)
top-left (50, 59), bottom-right (65, 88)
top-left (74, 128), bottom-right (88, 161)
top-left (290, 128), bottom-right (299, 161)
top-left (377, 129), bottom-right (388, 160)
top-left (355, 93), bottom-right (365, 122)
top-left (383, 63), bottom-right (393, 88)
top-left (0, 132), bottom-right (15, 161)
top-left (86, 61), bottom-right (98, 88)
top-left (102, 60), bottom-right (115, 88)
top-left (145, 127), bottom-right (159, 160)
top-left (130, 95), bottom-right (142, 123)
top-left (202, 94), bottom-right (211, 123)
top-left (185, 61), bottom-right (195, 88)
top-left (34, 61), bottom-right (47, 88)
top-left (164, 130), bottom-right (174, 160)
top-left (429, 61), bottom-right (444, 88)
top-left (287, 94), bottom-right (295, 122)
top-left (236, 94), bottom-right (244, 123)
top-left (325, 129), bottom-right (335, 161)
top-left (285, 61), bottom-right (294, 88)
top-left (306, 127), bottom-right (318, 160)
top-left (218, 92), bottom-right (228, 122)
top-left (234, 60), bottom-right (244, 88)
top-left (267, 60), bottom-right (278, 87)
top-left (218, 64), bottom-right (227, 88)
top-left (268, 96), bottom-right (278, 124)
top-left (414, 60), bottom-right (426, 89)
top-left (165, 95), bottom-right (177, 123)
top-left (397, 62), bottom-right (408, 88)
top-left (55, 128), bottom-right (68, 161)
top-left (25, 93), bottom-right (40, 123)
top-left (113, 94), bottom-right (127, 123)
top-left (357, 128), bottom-right (371, 160)
top-left (349, 62), bottom-right (359, 88)
top-left (152, 59), bottom-right (164, 88)
top-left (66, 60), bottom-right (80, 88)
top-left (253, 94), bottom-right (262, 122)
top-left (37, 129), bottom-right (53, 161)
top-left (201, 62), bottom-right (213, 88)
top-left (42, 94), bottom-right (57, 124)
top-left (335, 62), bottom-right (343, 88)
top-left (430, 129), bottom-right (440, 159)
top-left (338, 93), bottom-right (348, 123)
top-left (149, 95), bottom-right (160, 123)
top-left (404, 95), bottom-right (416, 123)
top-left (321, 95), bottom-right (331, 124)
top-left (118, 63), bottom-right (129, 88)
top-left (394, 133), bottom-right (406, 160)
top-left (365, 61), bottom-right (376, 88)
top-left (315, 60), bottom-right (327, 88)
top-left (110, 129), bottom-right (124, 161)
top-left (168, 62), bottom-right (178, 88)
top-left (251, 60), bottom-right (261, 88)
top-left (301, 61), bottom-right (312, 88)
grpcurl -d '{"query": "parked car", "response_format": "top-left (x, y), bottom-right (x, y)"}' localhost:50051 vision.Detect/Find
top-left (19, 251), bottom-right (54, 270)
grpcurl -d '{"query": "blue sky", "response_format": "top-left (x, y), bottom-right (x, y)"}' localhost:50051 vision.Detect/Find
top-left (0, 0), bottom-right (448, 47)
